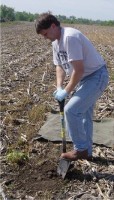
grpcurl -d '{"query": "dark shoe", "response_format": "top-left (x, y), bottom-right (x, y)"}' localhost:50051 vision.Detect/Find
top-left (61, 149), bottom-right (88, 161)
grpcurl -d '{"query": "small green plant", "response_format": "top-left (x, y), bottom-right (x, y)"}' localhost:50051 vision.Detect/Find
top-left (6, 150), bottom-right (29, 165)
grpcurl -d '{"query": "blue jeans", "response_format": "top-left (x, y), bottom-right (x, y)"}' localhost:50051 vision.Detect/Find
top-left (64, 65), bottom-right (109, 156)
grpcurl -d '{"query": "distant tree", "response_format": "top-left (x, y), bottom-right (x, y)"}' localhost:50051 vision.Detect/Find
top-left (57, 15), bottom-right (67, 22)
top-left (101, 20), bottom-right (114, 26)
top-left (0, 4), bottom-right (114, 26)
top-left (34, 13), bottom-right (39, 21)
top-left (69, 15), bottom-right (76, 23)
top-left (15, 11), bottom-right (28, 21)
top-left (28, 13), bottom-right (35, 22)
top-left (0, 5), bottom-right (15, 21)
top-left (15, 11), bottom-right (36, 22)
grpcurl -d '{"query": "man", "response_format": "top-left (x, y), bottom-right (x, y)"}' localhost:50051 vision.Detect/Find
top-left (35, 13), bottom-right (109, 161)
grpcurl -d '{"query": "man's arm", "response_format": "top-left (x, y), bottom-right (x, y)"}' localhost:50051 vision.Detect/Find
top-left (56, 65), bottom-right (66, 88)
top-left (65, 60), bottom-right (84, 93)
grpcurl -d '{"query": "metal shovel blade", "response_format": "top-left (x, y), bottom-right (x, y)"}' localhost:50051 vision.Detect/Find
top-left (57, 158), bottom-right (71, 179)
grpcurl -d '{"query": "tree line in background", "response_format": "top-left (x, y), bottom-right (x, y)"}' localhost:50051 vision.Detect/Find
top-left (0, 4), bottom-right (114, 26)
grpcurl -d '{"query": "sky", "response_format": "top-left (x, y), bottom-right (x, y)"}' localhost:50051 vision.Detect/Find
top-left (1, 0), bottom-right (114, 21)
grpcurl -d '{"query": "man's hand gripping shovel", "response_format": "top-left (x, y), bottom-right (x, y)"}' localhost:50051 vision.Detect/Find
top-left (57, 100), bottom-right (71, 179)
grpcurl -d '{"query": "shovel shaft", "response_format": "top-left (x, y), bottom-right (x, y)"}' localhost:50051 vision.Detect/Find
top-left (57, 100), bottom-right (71, 179)
top-left (58, 99), bottom-right (65, 112)
top-left (58, 100), bottom-right (66, 153)
top-left (60, 111), bottom-right (66, 152)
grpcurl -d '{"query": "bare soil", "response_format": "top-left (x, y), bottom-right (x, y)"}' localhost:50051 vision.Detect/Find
top-left (0, 22), bottom-right (114, 200)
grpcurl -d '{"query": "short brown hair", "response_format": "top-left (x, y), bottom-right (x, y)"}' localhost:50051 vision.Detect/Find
top-left (35, 12), bottom-right (60, 34)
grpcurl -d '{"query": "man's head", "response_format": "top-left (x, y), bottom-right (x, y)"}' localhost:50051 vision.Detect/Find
top-left (35, 12), bottom-right (61, 41)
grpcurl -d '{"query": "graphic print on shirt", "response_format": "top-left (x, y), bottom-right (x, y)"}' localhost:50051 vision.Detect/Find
top-left (57, 51), bottom-right (70, 70)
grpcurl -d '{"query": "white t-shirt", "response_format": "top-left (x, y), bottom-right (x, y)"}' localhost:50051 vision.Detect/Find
top-left (52, 27), bottom-right (105, 78)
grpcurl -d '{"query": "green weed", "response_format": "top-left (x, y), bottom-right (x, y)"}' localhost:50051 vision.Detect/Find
top-left (6, 150), bottom-right (29, 165)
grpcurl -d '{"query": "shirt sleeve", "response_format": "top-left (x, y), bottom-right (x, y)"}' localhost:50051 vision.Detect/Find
top-left (65, 36), bottom-right (83, 62)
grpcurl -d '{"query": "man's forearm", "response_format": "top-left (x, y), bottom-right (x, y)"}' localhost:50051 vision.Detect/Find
top-left (56, 65), bottom-right (66, 88)
top-left (65, 60), bottom-right (84, 93)
top-left (65, 69), bottom-right (83, 93)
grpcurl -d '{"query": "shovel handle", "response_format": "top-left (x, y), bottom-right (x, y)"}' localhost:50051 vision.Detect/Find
top-left (58, 99), bottom-right (66, 153)
top-left (58, 99), bottom-right (65, 112)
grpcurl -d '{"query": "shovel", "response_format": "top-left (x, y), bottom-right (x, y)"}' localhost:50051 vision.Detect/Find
top-left (57, 100), bottom-right (71, 179)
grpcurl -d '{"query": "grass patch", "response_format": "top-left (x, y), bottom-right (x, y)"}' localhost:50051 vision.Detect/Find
top-left (6, 150), bottom-right (29, 165)
top-left (28, 104), bottom-right (50, 124)
top-left (16, 96), bottom-right (33, 110)
top-left (0, 21), bottom-right (23, 27)
top-left (110, 72), bottom-right (114, 81)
